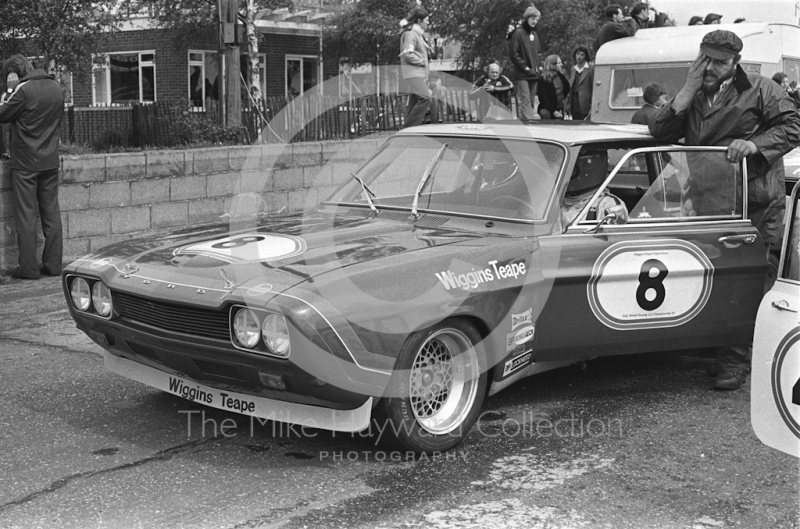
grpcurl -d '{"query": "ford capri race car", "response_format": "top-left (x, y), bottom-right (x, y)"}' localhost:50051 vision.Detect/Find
top-left (64, 122), bottom-right (768, 453)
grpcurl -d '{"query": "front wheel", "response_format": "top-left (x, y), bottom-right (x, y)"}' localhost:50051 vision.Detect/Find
top-left (375, 320), bottom-right (487, 453)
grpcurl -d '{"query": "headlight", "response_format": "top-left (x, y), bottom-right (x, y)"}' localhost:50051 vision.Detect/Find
top-left (262, 313), bottom-right (291, 357)
top-left (233, 309), bottom-right (260, 348)
top-left (91, 281), bottom-right (113, 317)
top-left (70, 278), bottom-right (91, 311)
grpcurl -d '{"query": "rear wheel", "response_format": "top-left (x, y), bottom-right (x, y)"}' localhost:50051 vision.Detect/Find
top-left (376, 320), bottom-right (487, 453)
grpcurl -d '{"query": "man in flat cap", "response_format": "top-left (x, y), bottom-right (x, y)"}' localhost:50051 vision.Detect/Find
top-left (650, 29), bottom-right (800, 390)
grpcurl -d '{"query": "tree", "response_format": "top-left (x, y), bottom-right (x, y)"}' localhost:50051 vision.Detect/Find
top-left (322, 0), bottom-right (410, 67)
top-left (0, 0), bottom-right (122, 82)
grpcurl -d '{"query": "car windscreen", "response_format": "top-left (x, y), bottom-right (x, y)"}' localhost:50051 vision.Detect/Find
top-left (610, 66), bottom-right (688, 109)
top-left (324, 135), bottom-right (566, 221)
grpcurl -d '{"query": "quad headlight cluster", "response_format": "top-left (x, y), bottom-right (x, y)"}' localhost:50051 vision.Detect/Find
top-left (69, 276), bottom-right (114, 318)
top-left (232, 307), bottom-right (291, 358)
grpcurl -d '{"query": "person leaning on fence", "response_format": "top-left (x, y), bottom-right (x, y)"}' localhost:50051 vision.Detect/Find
top-left (0, 55), bottom-right (65, 280)
top-left (399, 6), bottom-right (432, 128)
top-left (507, 5), bottom-right (542, 122)
top-left (469, 62), bottom-right (513, 121)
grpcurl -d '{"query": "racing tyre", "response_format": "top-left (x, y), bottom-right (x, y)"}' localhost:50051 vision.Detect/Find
top-left (375, 319), bottom-right (487, 453)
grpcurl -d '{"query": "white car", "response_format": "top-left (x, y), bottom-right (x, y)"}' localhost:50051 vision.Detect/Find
top-left (752, 181), bottom-right (800, 458)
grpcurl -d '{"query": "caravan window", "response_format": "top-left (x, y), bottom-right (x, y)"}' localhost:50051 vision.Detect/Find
top-left (610, 66), bottom-right (688, 109)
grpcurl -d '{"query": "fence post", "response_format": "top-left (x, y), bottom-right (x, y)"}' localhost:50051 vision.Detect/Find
top-left (68, 106), bottom-right (75, 143)
top-left (131, 104), bottom-right (140, 148)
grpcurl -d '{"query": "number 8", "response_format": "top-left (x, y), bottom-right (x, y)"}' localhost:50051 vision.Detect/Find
top-left (636, 259), bottom-right (668, 311)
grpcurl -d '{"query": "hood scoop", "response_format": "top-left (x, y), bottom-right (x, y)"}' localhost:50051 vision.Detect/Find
top-left (345, 209), bottom-right (450, 228)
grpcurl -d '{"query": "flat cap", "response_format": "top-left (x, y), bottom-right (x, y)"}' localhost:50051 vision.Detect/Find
top-left (700, 29), bottom-right (743, 60)
top-left (703, 13), bottom-right (722, 24)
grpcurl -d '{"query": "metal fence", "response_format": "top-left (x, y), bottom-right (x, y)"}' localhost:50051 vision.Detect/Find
top-left (61, 89), bottom-right (486, 150)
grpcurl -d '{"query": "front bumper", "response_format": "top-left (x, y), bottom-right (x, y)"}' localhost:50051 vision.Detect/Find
top-left (105, 352), bottom-right (372, 432)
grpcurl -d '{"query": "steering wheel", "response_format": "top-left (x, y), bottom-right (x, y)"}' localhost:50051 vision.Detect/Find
top-left (486, 196), bottom-right (536, 218)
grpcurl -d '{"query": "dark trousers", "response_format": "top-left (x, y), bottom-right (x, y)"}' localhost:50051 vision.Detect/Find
top-left (12, 168), bottom-right (63, 277)
top-left (402, 77), bottom-right (431, 129)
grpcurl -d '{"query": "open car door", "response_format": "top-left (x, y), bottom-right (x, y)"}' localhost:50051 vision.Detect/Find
top-left (752, 181), bottom-right (800, 458)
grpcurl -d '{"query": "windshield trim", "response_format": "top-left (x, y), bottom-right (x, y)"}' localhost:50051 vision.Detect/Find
top-left (322, 135), bottom-right (569, 223)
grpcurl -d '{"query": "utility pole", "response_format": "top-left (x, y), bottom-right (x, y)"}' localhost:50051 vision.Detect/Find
top-left (218, 0), bottom-right (242, 126)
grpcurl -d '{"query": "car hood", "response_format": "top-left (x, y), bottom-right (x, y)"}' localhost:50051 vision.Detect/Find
top-left (70, 212), bottom-right (483, 300)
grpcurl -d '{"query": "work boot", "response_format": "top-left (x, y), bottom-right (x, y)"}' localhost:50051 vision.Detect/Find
top-left (705, 363), bottom-right (723, 377)
top-left (714, 370), bottom-right (747, 390)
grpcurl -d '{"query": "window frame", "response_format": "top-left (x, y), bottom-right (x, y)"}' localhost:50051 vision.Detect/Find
top-left (285, 54), bottom-right (319, 99)
top-left (572, 146), bottom-right (748, 227)
top-left (779, 182), bottom-right (800, 284)
top-left (609, 64), bottom-right (690, 110)
top-left (92, 50), bottom-right (156, 107)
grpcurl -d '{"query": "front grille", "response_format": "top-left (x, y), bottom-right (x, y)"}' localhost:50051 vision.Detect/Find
top-left (114, 291), bottom-right (230, 341)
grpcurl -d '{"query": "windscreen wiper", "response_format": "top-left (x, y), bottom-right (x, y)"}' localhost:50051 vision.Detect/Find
top-left (350, 172), bottom-right (378, 215)
top-left (411, 142), bottom-right (448, 220)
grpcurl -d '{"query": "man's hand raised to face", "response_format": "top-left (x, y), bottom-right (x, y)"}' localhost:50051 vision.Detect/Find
top-left (672, 52), bottom-right (710, 112)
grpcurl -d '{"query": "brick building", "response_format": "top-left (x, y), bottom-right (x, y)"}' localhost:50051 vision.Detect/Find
top-left (69, 11), bottom-right (335, 110)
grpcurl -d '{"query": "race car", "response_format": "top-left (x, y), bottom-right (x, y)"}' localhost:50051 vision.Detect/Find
top-left (63, 121), bottom-right (768, 453)
top-left (752, 180), bottom-right (800, 458)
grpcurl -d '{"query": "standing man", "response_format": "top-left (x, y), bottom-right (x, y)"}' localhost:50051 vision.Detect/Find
top-left (0, 55), bottom-right (64, 280)
top-left (567, 45), bottom-right (594, 121)
top-left (507, 5), bottom-right (542, 122)
top-left (469, 62), bottom-right (513, 121)
top-left (649, 30), bottom-right (800, 390)
top-left (593, 4), bottom-right (636, 53)
top-left (399, 6), bottom-right (432, 128)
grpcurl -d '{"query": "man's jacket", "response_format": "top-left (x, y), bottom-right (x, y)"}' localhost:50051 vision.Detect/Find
top-left (650, 64), bottom-right (800, 243)
top-left (507, 23), bottom-right (540, 81)
top-left (593, 20), bottom-right (636, 53)
top-left (567, 64), bottom-right (594, 117)
top-left (400, 26), bottom-right (430, 80)
top-left (0, 69), bottom-right (64, 171)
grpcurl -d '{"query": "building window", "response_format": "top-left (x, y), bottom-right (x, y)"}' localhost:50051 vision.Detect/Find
top-left (286, 55), bottom-right (318, 100)
top-left (93, 51), bottom-right (155, 106)
top-left (189, 51), bottom-right (220, 110)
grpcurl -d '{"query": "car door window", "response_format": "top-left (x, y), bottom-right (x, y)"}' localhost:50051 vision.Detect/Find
top-left (783, 188), bottom-right (800, 281)
top-left (582, 147), bottom-right (743, 224)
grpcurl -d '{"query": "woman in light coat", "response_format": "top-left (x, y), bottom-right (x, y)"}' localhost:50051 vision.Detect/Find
top-left (399, 6), bottom-right (432, 128)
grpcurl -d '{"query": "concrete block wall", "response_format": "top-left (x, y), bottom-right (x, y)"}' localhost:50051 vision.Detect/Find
top-left (0, 138), bottom-right (382, 271)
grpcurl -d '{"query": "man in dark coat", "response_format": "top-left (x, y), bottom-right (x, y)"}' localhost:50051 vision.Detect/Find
top-left (650, 30), bottom-right (800, 390)
top-left (0, 55), bottom-right (64, 279)
top-left (567, 45), bottom-right (594, 120)
top-left (593, 4), bottom-right (636, 53)
top-left (631, 83), bottom-right (667, 125)
top-left (507, 5), bottom-right (542, 122)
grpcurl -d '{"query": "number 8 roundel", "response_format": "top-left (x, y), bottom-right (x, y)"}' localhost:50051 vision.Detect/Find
top-left (175, 233), bottom-right (307, 264)
top-left (587, 240), bottom-right (714, 330)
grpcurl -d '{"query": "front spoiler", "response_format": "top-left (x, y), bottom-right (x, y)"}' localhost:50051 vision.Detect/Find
top-left (104, 352), bottom-right (373, 432)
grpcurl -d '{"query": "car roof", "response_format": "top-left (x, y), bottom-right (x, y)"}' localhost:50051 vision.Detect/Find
top-left (394, 121), bottom-right (655, 145)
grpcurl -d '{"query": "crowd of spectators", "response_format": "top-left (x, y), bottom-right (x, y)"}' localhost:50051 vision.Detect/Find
top-left (400, 2), bottom-right (780, 124)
